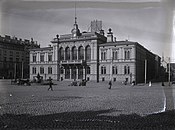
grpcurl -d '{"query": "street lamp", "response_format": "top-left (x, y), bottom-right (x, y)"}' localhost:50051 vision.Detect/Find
top-left (168, 57), bottom-right (171, 86)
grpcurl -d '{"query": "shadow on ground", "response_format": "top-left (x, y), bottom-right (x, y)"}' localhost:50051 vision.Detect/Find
top-left (0, 109), bottom-right (175, 130)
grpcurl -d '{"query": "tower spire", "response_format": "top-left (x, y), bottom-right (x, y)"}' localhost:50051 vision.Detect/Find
top-left (75, 1), bottom-right (77, 24)
top-left (71, 1), bottom-right (81, 37)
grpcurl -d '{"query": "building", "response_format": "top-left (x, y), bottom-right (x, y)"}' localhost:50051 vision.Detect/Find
top-left (167, 63), bottom-right (175, 82)
top-left (29, 18), bottom-right (161, 84)
top-left (0, 35), bottom-right (40, 79)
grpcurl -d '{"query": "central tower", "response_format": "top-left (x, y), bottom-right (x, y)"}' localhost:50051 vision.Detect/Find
top-left (71, 17), bottom-right (81, 37)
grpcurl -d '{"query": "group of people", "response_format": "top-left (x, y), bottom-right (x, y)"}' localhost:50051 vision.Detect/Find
top-left (48, 78), bottom-right (136, 90)
top-left (108, 80), bottom-right (135, 89)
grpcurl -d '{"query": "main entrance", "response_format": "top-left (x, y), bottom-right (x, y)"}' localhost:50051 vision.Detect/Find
top-left (62, 65), bottom-right (85, 80)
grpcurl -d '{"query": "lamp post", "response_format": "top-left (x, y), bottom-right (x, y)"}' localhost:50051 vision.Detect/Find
top-left (130, 73), bottom-right (132, 84)
top-left (145, 59), bottom-right (147, 84)
top-left (21, 61), bottom-right (23, 79)
top-left (14, 62), bottom-right (16, 79)
top-left (168, 57), bottom-right (171, 86)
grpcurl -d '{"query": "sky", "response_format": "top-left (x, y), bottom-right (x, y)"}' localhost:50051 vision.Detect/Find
top-left (0, 0), bottom-right (175, 62)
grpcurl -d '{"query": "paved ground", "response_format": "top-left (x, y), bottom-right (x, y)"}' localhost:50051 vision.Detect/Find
top-left (0, 80), bottom-right (167, 116)
top-left (0, 80), bottom-right (175, 129)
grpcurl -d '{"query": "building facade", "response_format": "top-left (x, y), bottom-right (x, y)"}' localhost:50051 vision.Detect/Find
top-left (167, 63), bottom-right (175, 82)
top-left (0, 35), bottom-right (40, 79)
top-left (29, 19), bottom-right (161, 83)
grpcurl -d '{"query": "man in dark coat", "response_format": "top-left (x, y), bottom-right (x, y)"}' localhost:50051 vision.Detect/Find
top-left (48, 77), bottom-right (53, 91)
top-left (108, 80), bottom-right (112, 89)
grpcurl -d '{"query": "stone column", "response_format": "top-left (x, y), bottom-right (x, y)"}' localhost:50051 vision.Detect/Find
top-left (70, 66), bottom-right (72, 79)
top-left (76, 67), bottom-right (78, 79)
top-left (83, 66), bottom-right (85, 79)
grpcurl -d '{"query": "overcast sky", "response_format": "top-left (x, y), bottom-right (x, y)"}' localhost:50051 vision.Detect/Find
top-left (0, 0), bottom-right (175, 62)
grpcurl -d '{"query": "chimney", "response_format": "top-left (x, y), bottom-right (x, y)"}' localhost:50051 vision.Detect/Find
top-left (107, 28), bottom-right (113, 42)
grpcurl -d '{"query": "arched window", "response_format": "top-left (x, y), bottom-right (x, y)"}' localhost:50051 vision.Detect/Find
top-left (59, 47), bottom-right (64, 60)
top-left (72, 46), bottom-right (77, 60)
top-left (78, 46), bottom-right (84, 60)
top-left (65, 47), bottom-right (70, 60)
top-left (85, 45), bottom-right (91, 61)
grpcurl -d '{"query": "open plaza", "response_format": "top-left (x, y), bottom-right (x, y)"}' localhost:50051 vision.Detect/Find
top-left (0, 80), bottom-right (175, 129)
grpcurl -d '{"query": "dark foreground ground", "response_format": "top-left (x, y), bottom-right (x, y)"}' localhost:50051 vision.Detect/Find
top-left (0, 80), bottom-right (175, 129)
top-left (0, 109), bottom-right (175, 130)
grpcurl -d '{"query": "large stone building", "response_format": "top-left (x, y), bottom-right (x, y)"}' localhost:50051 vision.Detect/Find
top-left (30, 19), bottom-right (161, 83)
top-left (0, 35), bottom-right (40, 79)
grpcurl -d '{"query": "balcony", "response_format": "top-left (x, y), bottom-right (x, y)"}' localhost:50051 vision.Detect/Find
top-left (60, 60), bottom-right (84, 65)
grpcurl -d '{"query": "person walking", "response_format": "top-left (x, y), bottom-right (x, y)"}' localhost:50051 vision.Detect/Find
top-left (48, 77), bottom-right (53, 91)
top-left (108, 80), bottom-right (112, 89)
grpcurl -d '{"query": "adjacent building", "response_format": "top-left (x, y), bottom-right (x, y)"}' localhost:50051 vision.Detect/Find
top-left (0, 35), bottom-right (40, 79)
top-left (29, 19), bottom-right (161, 84)
top-left (167, 63), bottom-right (175, 82)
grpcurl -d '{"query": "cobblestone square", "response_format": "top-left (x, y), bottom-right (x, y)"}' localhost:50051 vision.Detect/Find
top-left (0, 80), bottom-right (175, 129)
top-left (0, 80), bottom-right (168, 116)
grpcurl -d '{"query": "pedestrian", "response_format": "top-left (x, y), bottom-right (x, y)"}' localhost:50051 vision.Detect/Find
top-left (48, 77), bottom-right (53, 91)
top-left (108, 80), bottom-right (112, 89)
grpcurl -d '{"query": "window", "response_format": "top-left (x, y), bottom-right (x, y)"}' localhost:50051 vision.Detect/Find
top-left (78, 66), bottom-right (83, 79)
top-left (87, 66), bottom-right (91, 74)
top-left (65, 47), bottom-right (70, 60)
top-left (112, 66), bottom-right (118, 74)
top-left (128, 66), bottom-right (130, 74)
top-left (60, 47), bottom-right (64, 60)
top-left (85, 45), bottom-right (91, 61)
top-left (40, 67), bottom-right (44, 74)
top-left (16, 52), bottom-right (19, 57)
top-left (78, 46), bottom-right (84, 60)
top-left (33, 54), bottom-right (36, 62)
top-left (101, 51), bottom-right (106, 60)
top-left (9, 57), bottom-right (13, 62)
top-left (32, 67), bottom-right (36, 74)
top-left (72, 46), bottom-right (77, 60)
top-left (40, 54), bottom-right (44, 62)
top-left (10, 51), bottom-right (13, 56)
top-left (124, 65), bottom-right (130, 74)
top-left (112, 50), bottom-right (118, 60)
top-left (16, 58), bottom-right (19, 62)
top-left (48, 67), bottom-right (52, 74)
top-left (3, 50), bottom-right (7, 56)
top-left (71, 66), bottom-right (77, 79)
top-left (124, 50), bottom-right (130, 60)
top-left (101, 66), bottom-right (106, 74)
top-left (4, 57), bottom-right (6, 62)
top-left (48, 54), bottom-right (52, 62)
